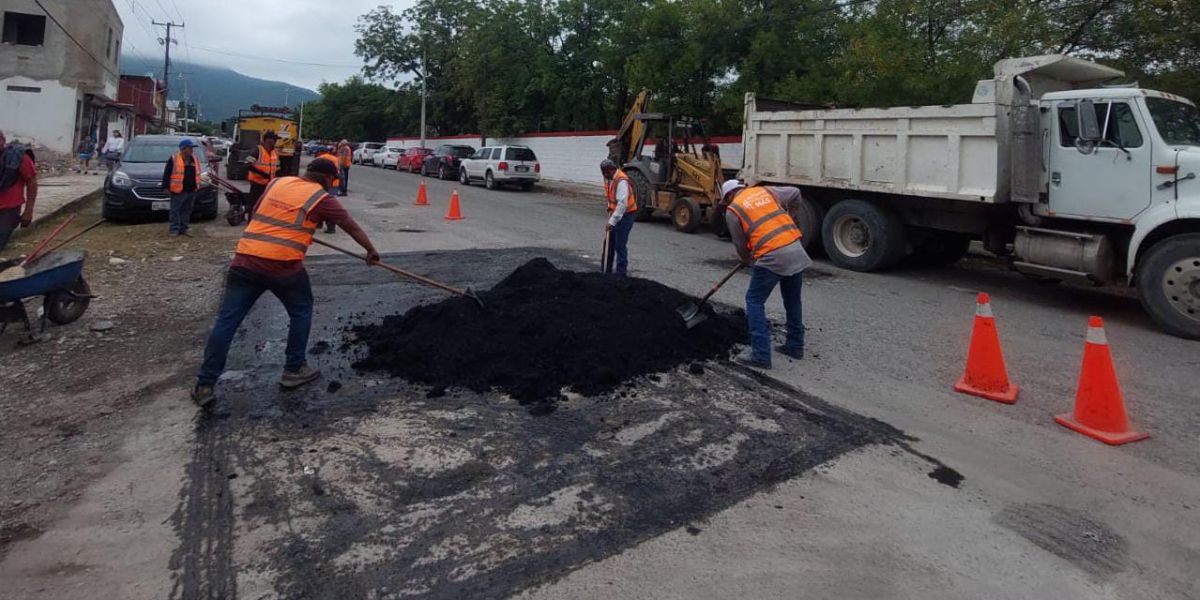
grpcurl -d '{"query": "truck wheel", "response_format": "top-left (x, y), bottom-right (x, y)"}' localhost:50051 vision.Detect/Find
top-left (912, 233), bottom-right (971, 266)
top-left (485, 171), bottom-right (497, 190)
top-left (626, 170), bottom-right (655, 222)
top-left (670, 197), bottom-right (701, 233)
top-left (821, 199), bottom-right (907, 271)
top-left (792, 196), bottom-right (825, 255)
top-left (1136, 233), bottom-right (1200, 339)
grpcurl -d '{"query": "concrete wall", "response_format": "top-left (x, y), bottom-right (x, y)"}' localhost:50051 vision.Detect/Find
top-left (386, 133), bottom-right (744, 186)
top-left (0, 75), bottom-right (80, 152)
top-left (0, 0), bottom-right (123, 97)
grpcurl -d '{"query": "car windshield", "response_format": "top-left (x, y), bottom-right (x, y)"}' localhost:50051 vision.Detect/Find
top-left (1146, 97), bottom-right (1200, 147)
top-left (366, 143), bottom-right (383, 150)
top-left (121, 140), bottom-right (207, 163)
top-left (505, 147), bottom-right (536, 161)
top-left (449, 146), bottom-right (474, 157)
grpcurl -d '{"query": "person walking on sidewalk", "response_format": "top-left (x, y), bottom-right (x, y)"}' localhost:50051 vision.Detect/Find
top-left (336, 140), bottom-right (353, 196)
top-left (191, 158), bottom-right (380, 408)
top-left (101, 130), bottom-right (124, 172)
top-left (161, 138), bottom-right (204, 237)
top-left (722, 179), bottom-right (812, 369)
top-left (0, 130), bottom-right (38, 252)
top-left (600, 159), bottom-right (638, 276)
top-left (239, 130), bottom-right (280, 222)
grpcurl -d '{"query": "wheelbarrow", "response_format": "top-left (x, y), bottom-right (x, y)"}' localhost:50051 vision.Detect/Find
top-left (200, 171), bottom-right (251, 226)
top-left (0, 250), bottom-right (92, 343)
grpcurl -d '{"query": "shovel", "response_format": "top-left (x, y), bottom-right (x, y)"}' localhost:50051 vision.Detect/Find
top-left (600, 228), bottom-right (612, 273)
top-left (677, 262), bottom-right (743, 329)
top-left (312, 237), bottom-right (485, 308)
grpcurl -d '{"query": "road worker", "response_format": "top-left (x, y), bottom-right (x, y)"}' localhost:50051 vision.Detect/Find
top-left (336, 139), bottom-right (353, 197)
top-left (160, 138), bottom-right (204, 237)
top-left (191, 158), bottom-right (380, 408)
top-left (315, 147), bottom-right (342, 233)
top-left (600, 159), bottom-right (638, 276)
top-left (239, 130), bottom-right (280, 223)
top-left (721, 179), bottom-right (812, 369)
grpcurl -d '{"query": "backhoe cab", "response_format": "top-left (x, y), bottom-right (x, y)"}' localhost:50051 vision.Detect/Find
top-left (607, 91), bottom-right (726, 234)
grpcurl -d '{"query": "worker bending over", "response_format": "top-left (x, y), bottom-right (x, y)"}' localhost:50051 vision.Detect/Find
top-left (240, 130), bottom-right (280, 223)
top-left (192, 158), bottom-right (380, 408)
top-left (722, 179), bottom-right (812, 369)
top-left (600, 159), bottom-right (638, 276)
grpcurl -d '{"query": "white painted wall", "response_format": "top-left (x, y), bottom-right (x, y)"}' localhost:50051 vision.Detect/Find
top-left (387, 133), bottom-right (744, 186)
top-left (0, 76), bottom-right (80, 153)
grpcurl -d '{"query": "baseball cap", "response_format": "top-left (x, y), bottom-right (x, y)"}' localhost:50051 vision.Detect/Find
top-left (178, 138), bottom-right (197, 149)
top-left (263, 130), bottom-right (279, 140)
top-left (308, 158), bottom-right (339, 176)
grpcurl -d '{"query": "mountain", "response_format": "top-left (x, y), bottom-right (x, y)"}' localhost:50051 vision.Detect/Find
top-left (119, 55), bottom-right (321, 123)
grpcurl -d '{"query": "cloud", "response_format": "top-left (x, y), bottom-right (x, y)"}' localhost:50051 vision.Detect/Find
top-left (115, 0), bottom-right (414, 90)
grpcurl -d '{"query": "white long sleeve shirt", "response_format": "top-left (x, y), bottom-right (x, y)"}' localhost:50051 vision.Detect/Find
top-left (101, 137), bottom-right (124, 154)
top-left (608, 178), bottom-right (632, 226)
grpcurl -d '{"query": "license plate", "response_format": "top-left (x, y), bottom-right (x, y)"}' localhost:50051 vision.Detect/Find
top-left (515, 165), bottom-right (529, 172)
top-left (151, 200), bottom-right (170, 211)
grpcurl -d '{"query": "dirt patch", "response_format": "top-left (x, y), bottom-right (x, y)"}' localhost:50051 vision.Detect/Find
top-left (350, 258), bottom-right (746, 412)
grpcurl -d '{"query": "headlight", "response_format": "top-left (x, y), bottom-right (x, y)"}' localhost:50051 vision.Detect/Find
top-left (111, 171), bottom-right (132, 188)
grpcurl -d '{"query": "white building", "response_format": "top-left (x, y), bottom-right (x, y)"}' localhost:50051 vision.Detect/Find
top-left (0, 0), bottom-right (126, 153)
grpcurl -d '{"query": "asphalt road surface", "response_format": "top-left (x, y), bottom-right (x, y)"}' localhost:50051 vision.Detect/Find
top-left (1, 161), bottom-right (1196, 599)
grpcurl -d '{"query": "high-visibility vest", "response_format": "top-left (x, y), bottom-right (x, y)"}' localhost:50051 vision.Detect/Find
top-left (247, 145), bottom-right (279, 185)
top-left (235, 177), bottom-right (330, 261)
top-left (605, 169), bottom-right (638, 213)
top-left (727, 187), bottom-right (802, 259)
top-left (316, 152), bottom-right (341, 187)
top-left (337, 144), bottom-right (353, 167)
top-left (167, 151), bottom-right (201, 194)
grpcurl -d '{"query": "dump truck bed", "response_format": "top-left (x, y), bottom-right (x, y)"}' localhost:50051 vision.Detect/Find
top-left (741, 95), bottom-right (1001, 203)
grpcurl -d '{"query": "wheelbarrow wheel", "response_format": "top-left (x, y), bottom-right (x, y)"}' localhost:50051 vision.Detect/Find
top-left (46, 276), bottom-right (91, 325)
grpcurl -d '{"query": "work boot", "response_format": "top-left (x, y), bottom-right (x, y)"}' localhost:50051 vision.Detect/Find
top-left (191, 384), bottom-right (215, 409)
top-left (734, 352), bottom-right (771, 370)
top-left (280, 364), bottom-right (321, 389)
top-left (774, 344), bottom-right (804, 360)
top-left (324, 223), bottom-right (336, 234)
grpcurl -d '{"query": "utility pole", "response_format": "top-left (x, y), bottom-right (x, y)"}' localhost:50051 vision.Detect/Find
top-left (153, 20), bottom-right (183, 127)
top-left (420, 49), bottom-right (427, 149)
top-left (178, 72), bottom-right (190, 134)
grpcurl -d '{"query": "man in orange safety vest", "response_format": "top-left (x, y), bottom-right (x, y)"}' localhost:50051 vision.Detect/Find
top-left (191, 158), bottom-right (380, 408)
top-left (721, 179), bottom-right (813, 369)
top-left (600, 159), bottom-right (639, 276)
top-left (161, 137), bottom-right (205, 237)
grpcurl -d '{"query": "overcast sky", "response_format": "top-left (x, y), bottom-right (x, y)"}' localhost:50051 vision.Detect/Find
top-left (115, 0), bottom-right (413, 92)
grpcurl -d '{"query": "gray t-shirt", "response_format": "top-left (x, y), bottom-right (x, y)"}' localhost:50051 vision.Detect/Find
top-left (724, 186), bottom-right (813, 276)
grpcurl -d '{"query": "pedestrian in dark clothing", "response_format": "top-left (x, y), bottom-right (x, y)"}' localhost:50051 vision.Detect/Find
top-left (0, 130), bottom-right (38, 252)
top-left (162, 138), bottom-right (204, 237)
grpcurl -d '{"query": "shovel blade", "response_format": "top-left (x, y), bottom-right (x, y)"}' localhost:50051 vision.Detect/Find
top-left (676, 302), bottom-right (708, 329)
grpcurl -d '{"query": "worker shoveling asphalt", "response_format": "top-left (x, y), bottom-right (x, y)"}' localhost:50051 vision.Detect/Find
top-left (351, 258), bottom-right (745, 414)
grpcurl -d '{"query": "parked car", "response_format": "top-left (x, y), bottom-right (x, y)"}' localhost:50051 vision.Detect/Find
top-left (421, 144), bottom-right (476, 180)
top-left (354, 142), bottom-right (384, 165)
top-left (459, 145), bottom-right (541, 190)
top-left (373, 144), bottom-right (404, 169)
top-left (397, 147), bottom-right (432, 173)
top-left (102, 135), bottom-right (218, 222)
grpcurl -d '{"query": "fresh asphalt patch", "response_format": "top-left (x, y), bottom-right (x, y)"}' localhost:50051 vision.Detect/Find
top-left (169, 248), bottom-right (954, 599)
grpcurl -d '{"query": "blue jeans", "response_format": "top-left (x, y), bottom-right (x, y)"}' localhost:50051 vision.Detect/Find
top-left (197, 268), bottom-right (314, 386)
top-left (604, 212), bottom-right (636, 276)
top-left (339, 167), bottom-right (349, 195)
top-left (745, 266), bottom-right (805, 364)
top-left (169, 192), bottom-right (195, 234)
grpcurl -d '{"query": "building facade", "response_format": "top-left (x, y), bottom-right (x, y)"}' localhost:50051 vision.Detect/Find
top-left (0, 0), bottom-right (125, 153)
top-left (116, 74), bottom-right (164, 136)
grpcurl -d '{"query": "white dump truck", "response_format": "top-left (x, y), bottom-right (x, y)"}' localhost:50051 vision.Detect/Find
top-left (740, 54), bottom-right (1200, 339)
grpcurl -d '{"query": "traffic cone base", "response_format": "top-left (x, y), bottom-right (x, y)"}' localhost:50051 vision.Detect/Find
top-left (445, 189), bottom-right (463, 220)
top-left (954, 375), bottom-right (1019, 404)
top-left (1053, 413), bottom-right (1149, 446)
top-left (954, 293), bottom-right (1019, 404)
top-left (1054, 316), bottom-right (1148, 446)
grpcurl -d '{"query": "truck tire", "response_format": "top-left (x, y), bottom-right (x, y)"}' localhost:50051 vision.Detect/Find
top-left (626, 169), bottom-right (655, 222)
top-left (821, 199), bottom-right (907, 271)
top-left (912, 233), bottom-right (971, 266)
top-left (670, 197), bottom-right (702, 233)
top-left (1135, 233), bottom-right (1200, 339)
top-left (792, 196), bottom-right (825, 255)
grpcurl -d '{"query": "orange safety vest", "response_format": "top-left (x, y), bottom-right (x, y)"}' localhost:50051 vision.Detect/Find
top-left (337, 144), bottom-right (353, 167)
top-left (605, 169), bottom-right (638, 213)
top-left (727, 187), bottom-right (802, 259)
top-left (168, 152), bottom-right (202, 194)
top-left (247, 145), bottom-right (279, 185)
top-left (316, 152), bottom-right (341, 187)
top-left (235, 177), bottom-right (330, 261)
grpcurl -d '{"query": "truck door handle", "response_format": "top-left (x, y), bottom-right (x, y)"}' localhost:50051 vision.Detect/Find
top-left (1051, 171), bottom-right (1062, 186)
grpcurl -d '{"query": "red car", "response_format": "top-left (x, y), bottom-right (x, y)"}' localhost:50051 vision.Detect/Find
top-left (398, 147), bottom-right (432, 173)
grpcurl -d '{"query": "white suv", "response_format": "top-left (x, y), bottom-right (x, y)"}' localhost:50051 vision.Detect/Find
top-left (373, 144), bottom-right (403, 169)
top-left (459, 145), bottom-right (540, 191)
top-left (354, 142), bottom-right (384, 165)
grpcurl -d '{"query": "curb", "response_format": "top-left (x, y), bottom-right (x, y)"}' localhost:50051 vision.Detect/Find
top-left (31, 187), bottom-right (103, 227)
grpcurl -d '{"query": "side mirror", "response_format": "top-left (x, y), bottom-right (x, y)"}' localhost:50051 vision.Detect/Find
top-left (1077, 100), bottom-right (1101, 142)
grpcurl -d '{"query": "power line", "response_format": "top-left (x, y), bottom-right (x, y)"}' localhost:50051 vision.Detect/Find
top-left (190, 44), bottom-right (362, 68)
top-left (31, 0), bottom-right (119, 79)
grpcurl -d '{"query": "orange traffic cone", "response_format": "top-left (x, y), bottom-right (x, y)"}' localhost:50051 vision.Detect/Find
top-left (415, 179), bottom-right (429, 206)
top-left (445, 190), bottom-right (463, 221)
top-left (1054, 317), bottom-right (1148, 445)
top-left (954, 293), bottom-right (1019, 404)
